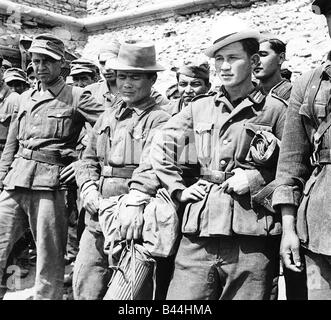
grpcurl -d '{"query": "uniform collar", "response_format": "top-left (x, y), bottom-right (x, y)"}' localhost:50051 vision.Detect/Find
top-left (215, 84), bottom-right (265, 108)
top-left (323, 59), bottom-right (331, 79)
top-left (115, 96), bottom-right (156, 120)
top-left (35, 77), bottom-right (65, 97)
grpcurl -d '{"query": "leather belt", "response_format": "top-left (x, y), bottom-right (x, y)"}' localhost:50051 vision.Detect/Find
top-left (200, 168), bottom-right (234, 184)
top-left (100, 165), bottom-right (137, 179)
top-left (17, 146), bottom-right (72, 166)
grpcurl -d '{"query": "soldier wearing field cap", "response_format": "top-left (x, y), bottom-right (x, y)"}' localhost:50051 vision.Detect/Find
top-left (86, 40), bottom-right (121, 109)
top-left (273, 0), bottom-right (331, 299)
top-left (3, 67), bottom-right (30, 94)
top-left (0, 33), bottom-right (104, 300)
top-left (70, 59), bottom-right (99, 88)
top-left (73, 40), bottom-right (170, 300)
top-left (129, 16), bottom-right (287, 300)
top-left (164, 60), bottom-right (211, 116)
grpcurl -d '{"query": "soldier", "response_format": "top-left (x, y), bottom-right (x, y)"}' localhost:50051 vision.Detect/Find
top-left (73, 40), bottom-right (170, 300)
top-left (273, 0), bottom-right (331, 300)
top-left (3, 67), bottom-right (30, 95)
top-left (128, 16), bottom-right (287, 300)
top-left (69, 59), bottom-right (99, 88)
top-left (86, 40), bottom-right (121, 109)
top-left (164, 61), bottom-right (211, 116)
top-left (26, 62), bottom-right (38, 90)
top-left (254, 35), bottom-right (292, 100)
top-left (0, 33), bottom-right (104, 300)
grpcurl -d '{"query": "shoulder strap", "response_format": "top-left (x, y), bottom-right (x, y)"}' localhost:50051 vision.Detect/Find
top-left (307, 65), bottom-right (324, 119)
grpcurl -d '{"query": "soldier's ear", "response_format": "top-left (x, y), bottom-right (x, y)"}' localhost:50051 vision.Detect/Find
top-left (279, 52), bottom-right (285, 66)
top-left (251, 53), bottom-right (260, 68)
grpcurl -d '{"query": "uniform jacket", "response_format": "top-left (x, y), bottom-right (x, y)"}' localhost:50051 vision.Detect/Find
top-left (273, 60), bottom-right (331, 255)
top-left (0, 77), bottom-right (104, 190)
top-left (86, 80), bottom-right (118, 110)
top-left (76, 95), bottom-right (170, 193)
top-left (141, 86), bottom-right (287, 236)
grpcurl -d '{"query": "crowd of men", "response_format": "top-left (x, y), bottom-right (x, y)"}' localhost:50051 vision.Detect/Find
top-left (0, 0), bottom-right (330, 300)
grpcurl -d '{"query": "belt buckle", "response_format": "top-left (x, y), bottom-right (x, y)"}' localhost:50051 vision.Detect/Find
top-left (22, 148), bottom-right (33, 160)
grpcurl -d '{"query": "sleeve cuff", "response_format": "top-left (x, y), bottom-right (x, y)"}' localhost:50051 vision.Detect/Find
top-left (272, 185), bottom-right (302, 209)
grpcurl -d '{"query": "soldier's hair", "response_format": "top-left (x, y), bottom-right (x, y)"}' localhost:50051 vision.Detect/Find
top-left (260, 38), bottom-right (286, 55)
top-left (240, 38), bottom-right (260, 57)
top-left (146, 72), bottom-right (157, 80)
top-left (175, 73), bottom-right (210, 87)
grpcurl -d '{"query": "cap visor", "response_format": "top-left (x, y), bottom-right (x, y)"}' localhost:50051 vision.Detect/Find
top-left (5, 76), bottom-right (26, 83)
top-left (29, 47), bottom-right (62, 60)
top-left (70, 68), bottom-right (94, 76)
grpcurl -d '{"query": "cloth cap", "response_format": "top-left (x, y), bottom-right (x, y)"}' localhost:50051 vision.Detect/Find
top-left (98, 39), bottom-right (121, 62)
top-left (106, 40), bottom-right (165, 73)
top-left (28, 33), bottom-right (65, 60)
top-left (312, 0), bottom-right (331, 15)
top-left (70, 59), bottom-right (98, 76)
top-left (172, 61), bottom-right (210, 80)
top-left (4, 67), bottom-right (29, 84)
top-left (205, 16), bottom-right (260, 58)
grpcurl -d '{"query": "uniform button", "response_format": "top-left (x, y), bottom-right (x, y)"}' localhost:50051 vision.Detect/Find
top-left (29, 137), bottom-right (34, 141)
top-left (56, 113), bottom-right (62, 117)
top-left (34, 114), bottom-right (38, 117)
top-left (220, 160), bottom-right (226, 166)
top-left (228, 119), bottom-right (233, 123)
top-left (223, 140), bottom-right (229, 145)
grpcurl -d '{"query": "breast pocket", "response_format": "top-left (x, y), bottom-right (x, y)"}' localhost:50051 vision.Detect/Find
top-left (96, 123), bottom-right (112, 162)
top-left (46, 108), bottom-right (73, 139)
top-left (236, 122), bottom-right (273, 163)
top-left (195, 122), bottom-right (214, 167)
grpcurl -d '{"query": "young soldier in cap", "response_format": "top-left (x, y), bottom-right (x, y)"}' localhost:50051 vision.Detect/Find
top-left (254, 35), bottom-right (292, 101)
top-left (86, 40), bottom-right (121, 109)
top-left (3, 67), bottom-right (30, 95)
top-left (164, 61), bottom-right (211, 116)
top-left (0, 33), bottom-right (104, 300)
top-left (69, 59), bottom-right (99, 88)
top-left (273, 0), bottom-right (331, 299)
top-left (128, 16), bottom-right (287, 300)
top-left (73, 40), bottom-right (170, 300)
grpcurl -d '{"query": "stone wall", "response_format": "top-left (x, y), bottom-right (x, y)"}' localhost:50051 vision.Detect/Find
top-left (12, 0), bottom-right (87, 17)
top-left (81, 0), bottom-right (328, 93)
top-left (87, 0), bottom-right (254, 16)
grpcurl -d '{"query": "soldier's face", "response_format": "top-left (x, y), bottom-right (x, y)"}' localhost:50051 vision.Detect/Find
top-left (177, 74), bottom-right (210, 106)
top-left (117, 71), bottom-right (154, 105)
top-left (7, 80), bottom-right (28, 95)
top-left (31, 53), bottom-right (64, 85)
top-left (253, 41), bottom-right (284, 81)
top-left (72, 72), bottom-right (95, 88)
top-left (214, 41), bottom-right (258, 89)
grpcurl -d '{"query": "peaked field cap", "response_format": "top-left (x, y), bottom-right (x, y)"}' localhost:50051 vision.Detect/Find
top-left (4, 67), bottom-right (28, 84)
top-left (173, 61), bottom-right (210, 80)
top-left (205, 16), bottom-right (260, 58)
top-left (70, 58), bottom-right (98, 75)
top-left (28, 33), bottom-right (65, 60)
top-left (106, 40), bottom-right (165, 72)
top-left (98, 39), bottom-right (121, 60)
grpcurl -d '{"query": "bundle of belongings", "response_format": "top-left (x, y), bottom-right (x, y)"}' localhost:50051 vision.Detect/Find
top-left (97, 188), bottom-right (179, 300)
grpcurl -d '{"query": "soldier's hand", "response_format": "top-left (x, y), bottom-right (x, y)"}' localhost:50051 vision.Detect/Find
top-left (82, 186), bottom-right (100, 215)
top-left (280, 230), bottom-right (303, 273)
top-left (60, 162), bottom-right (77, 184)
top-left (176, 180), bottom-right (208, 202)
top-left (119, 204), bottom-right (144, 241)
top-left (221, 168), bottom-right (249, 195)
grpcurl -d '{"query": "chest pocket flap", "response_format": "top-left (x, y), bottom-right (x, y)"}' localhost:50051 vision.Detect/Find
top-left (47, 108), bottom-right (73, 119)
top-left (243, 122), bottom-right (272, 134)
top-left (195, 122), bottom-right (214, 134)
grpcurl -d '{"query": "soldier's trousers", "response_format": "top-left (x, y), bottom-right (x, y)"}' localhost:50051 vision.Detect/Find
top-left (167, 234), bottom-right (280, 300)
top-left (0, 188), bottom-right (68, 300)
